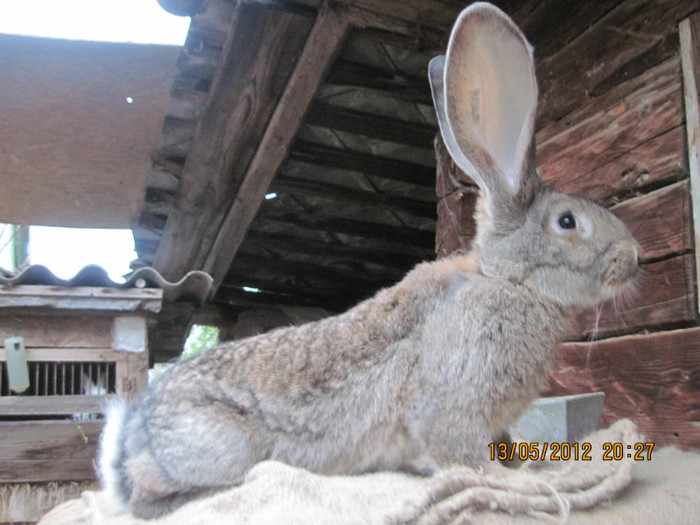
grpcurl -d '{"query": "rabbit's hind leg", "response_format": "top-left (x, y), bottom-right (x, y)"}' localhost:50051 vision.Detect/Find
top-left (125, 447), bottom-right (220, 519)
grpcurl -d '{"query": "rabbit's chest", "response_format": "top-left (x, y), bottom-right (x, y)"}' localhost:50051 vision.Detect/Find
top-left (421, 279), bottom-right (567, 402)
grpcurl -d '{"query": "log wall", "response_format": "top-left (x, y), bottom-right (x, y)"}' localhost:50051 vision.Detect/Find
top-left (435, 0), bottom-right (700, 449)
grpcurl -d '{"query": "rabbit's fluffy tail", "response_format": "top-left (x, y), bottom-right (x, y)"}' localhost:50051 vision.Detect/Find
top-left (99, 397), bottom-right (133, 511)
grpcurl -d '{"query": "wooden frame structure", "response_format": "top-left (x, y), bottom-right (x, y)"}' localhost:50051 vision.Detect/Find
top-left (0, 285), bottom-right (161, 484)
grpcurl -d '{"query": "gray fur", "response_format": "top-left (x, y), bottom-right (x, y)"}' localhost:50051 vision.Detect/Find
top-left (99, 3), bottom-right (640, 518)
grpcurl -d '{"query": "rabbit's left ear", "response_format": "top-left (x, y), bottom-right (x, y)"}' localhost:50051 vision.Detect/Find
top-left (430, 3), bottom-right (538, 208)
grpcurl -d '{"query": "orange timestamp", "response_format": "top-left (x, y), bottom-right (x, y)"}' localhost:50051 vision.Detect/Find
top-left (489, 441), bottom-right (655, 462)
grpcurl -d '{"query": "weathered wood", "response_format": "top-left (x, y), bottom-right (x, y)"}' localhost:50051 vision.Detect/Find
top-left (538, 57), bottom-right (683, 196)
top-left (271, 175), bottom-right (436, 218)
top-left (0, 395), bottom-right (104, 416)
top-left (549, 328), bottom-right (700, 449)
top-left (257, 207), bottom-right (435, 249)
top-left (147, 302), bottom-right (199, 364)
top-left (680, 12), bottom-right (700, 315)
top-left (569, 254), bottom-right (696, 340)
top-left (153, 4), bottom-right (316, 281)
top-left (0, 315), bottom-right (112, 349)
top-left (122, 351), bottom-right (149, 403)
top-left (536, 0), bottom-right (697, 125)
top-left (0, 460), bottom-right (98, 482)
top-left (245, 231), bottom-right (419, 271)
top-left (326, 60), bottom-right (433, 105)
top-left (611, 181), bottom-right (692, 261)
top-left (569, 126), bottom-right (687, 205)
top-left (289, 141), bottom-right (435, 188)
top-left (0, 286), bottom-right (163, 313)
top-left (0, 347), bottom-right (124, 363)
top-left (263, 0), bottom-right (462, 31)
top-left (518, 0), bottom-right (622, 61)
top-left (305, 102), bottom-right (437, 147)
top-left (219, 277), bottom-right (346, 310)
top-left (0, 420), bottom-right (103, 460)
top-left (229, 253), bottom-right (394, 292)
top-left (436, 191), bottom-right (479, 259)
top-left (200, 4), bottom-right (350, 291)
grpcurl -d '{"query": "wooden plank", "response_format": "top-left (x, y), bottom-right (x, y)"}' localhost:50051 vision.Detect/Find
top-left (255, 0), bottom-right (462, 31)
top-left (680, 13), bottom-right (700, 315)
top-left (271, 175), bottom-right (436, 218)
top-left (0, 347), bottom-right (125, 362)
top-left (0, 459), bottom-right (98, 482)
top-left (569, 254), bottom-right (696, 340)
top-left (202, 4), bottom-right (350, 289)
top-left (0, 395), bottom-right (104, 416)
top-left (0, 285), bottom-right (162, 313)
top-left (518, 0), bottom-right (622, 61)
top-left (305, 102), bottom-right (436, 148)
top-left (152, 4), bottom-right (316, 281)
top-left (611, 181), bottom-right (692, 261)
top-left (566, 126), bottom-right (687, 205)
top-left (0, 315), bottom-right (112, 349)
top-left (288, 141), bottom-right (435, 187)
top-left (535, 0), bottom-right (697, 125)
top-left (229, 253), bottom-right (394, 292)
top-left (325, 60), bottom-right (433, 105)
top-left (0, 420), bottom-right (103, 460)
top-left (245, 231), bottom-right (419, 270)
top-left (257, 207), bottom-right (435, 249)
top-left (549, 328), bottom-right (700, 449)
top-left (122, 351), bottom-right (149, 403)
top-left (537, 57), bottom-right (683, 196)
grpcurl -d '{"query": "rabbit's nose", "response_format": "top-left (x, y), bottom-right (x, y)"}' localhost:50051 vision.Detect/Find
top-left (602, 240), bottom-right (639, 288)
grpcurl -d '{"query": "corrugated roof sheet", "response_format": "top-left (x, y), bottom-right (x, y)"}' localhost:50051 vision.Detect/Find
top-left (0, 265), bottom-right (213, 306)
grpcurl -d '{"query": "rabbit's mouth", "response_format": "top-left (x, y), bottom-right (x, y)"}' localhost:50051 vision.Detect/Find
top-left (600, 240), bottom-right (639, 294)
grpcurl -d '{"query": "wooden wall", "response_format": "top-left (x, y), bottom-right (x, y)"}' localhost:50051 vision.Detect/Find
top-left (436, 0), bottom-right (700, 449)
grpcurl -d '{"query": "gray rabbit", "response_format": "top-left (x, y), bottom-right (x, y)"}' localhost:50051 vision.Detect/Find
top-left (99, 3), bottom-right (639, 518)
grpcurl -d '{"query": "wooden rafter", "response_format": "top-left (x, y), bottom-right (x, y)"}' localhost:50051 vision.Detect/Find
top-left (271, 175), bottom-right (437, 218)
top-left (201, 3), bottom-right (351, 289)
top-left (289, 141), bottom-right (435, 187)
top-left (153, 2), bottom-right (316, 280)
top-left (305, 102), bottom-right (436, 147)
top-left (257, 207), bottom-right (435, 248)
top-left (680, 12), bottom-right (700, 314)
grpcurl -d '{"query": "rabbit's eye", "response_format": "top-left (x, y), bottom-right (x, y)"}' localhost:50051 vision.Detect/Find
top-left (558, 212), bottom-right (576, 230)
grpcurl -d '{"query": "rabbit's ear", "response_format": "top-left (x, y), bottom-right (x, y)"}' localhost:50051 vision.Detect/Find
top-left (431, 3), bottom-right (538, 209)
top-left (429, 55), bottom-right (488, 192)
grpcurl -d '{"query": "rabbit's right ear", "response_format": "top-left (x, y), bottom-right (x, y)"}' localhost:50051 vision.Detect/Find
top-left (430, 3), bottom-right (539, 215)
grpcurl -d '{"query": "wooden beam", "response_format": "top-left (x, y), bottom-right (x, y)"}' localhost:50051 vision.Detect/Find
top-left (325, 60), bottom-right (433, 104)
top-left (610, 181), bottom-right (692, 262)
top-left (549, 328), bottom-right (700, 449)
top-left (214, 285), bottom-right (332, 310)
top-left (271, 175), bottom-right (436, 218)
top-left (0, 286), bottom-right (162, 313)
top-left (201, 3), bottom-right (350, 290)
top-left (538, 57), bottom-right (683, 199)
top-left (0, 315), bottom-right (113, 349)
top-left (289, 140), bottom-right (435, 187)
top-left (257, 207), bottom-right (435, 249)
top-left (680, 12), bottom-right (700, 315)
top-left (305, 102), bottom-right (436, 147)
top-left (228, 252), bottom-right (394, 292)
top-left (244, 231), bottom-right (420, 271)
top-left (246, 0), bottom-right (462, 32)
top-left (153, 3), bottom-right (317, 280)
top-left (0, 395), bottom-right (105, 416)
top-left (536, 0), bottom-right (697, 126)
